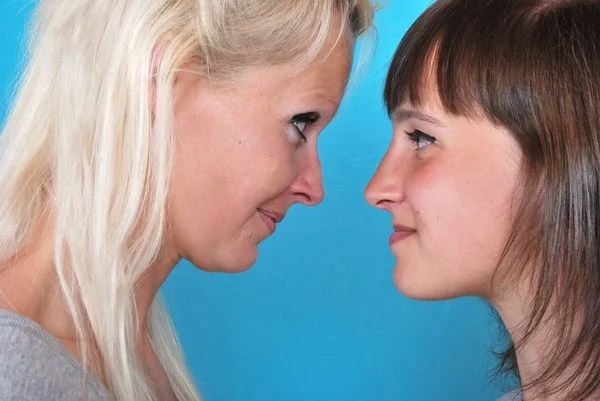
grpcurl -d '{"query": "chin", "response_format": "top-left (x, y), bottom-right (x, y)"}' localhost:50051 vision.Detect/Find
top-left (392, 264), bottom-right (463, 301)
top-left (220, 257), bottom-right (257, 273)
top-left (191, 246), bottom-right (259, 274)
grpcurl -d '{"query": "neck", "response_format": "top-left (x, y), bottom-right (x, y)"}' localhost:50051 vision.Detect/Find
top-left (492, 292), bottom-right (591, 400)
top-left (134, 247), bottom-right (180, 337)
top-left (0, 214), bottom-right (180, 377)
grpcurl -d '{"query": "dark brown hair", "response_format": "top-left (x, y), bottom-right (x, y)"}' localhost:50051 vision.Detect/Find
top-left (384, 0), bottom-right (600, 399)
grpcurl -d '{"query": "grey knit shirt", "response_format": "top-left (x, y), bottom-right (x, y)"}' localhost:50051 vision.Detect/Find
top-left (0, 309), bottom-right (112, 400)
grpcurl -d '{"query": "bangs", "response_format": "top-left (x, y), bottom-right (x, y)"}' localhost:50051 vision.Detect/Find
top-left (384, 0), bottom-right (533, 126)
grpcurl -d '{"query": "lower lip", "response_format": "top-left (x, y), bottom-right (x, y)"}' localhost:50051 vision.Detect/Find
top-left (389, 231), bottom-right (415, 246)
top-left (258, 210), bottom-right (276, 234)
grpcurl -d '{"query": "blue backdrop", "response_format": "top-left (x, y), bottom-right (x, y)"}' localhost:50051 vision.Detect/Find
top-left (0, 1), bottom-right (511, 400)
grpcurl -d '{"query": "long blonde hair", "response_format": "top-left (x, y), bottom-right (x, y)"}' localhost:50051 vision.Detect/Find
top-left (0, 0), bottom-right (376, 399)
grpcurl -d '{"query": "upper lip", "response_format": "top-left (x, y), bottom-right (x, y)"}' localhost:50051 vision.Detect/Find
top-left (393, 223), bottom-right (416, 232)
top-left (258, 209), bottom-right (285, 223)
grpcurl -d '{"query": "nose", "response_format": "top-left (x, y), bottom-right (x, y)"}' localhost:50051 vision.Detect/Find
top-left (289, 148), bottom-right (325, 206)
top-left (364, 147), bottom-right (406, 211)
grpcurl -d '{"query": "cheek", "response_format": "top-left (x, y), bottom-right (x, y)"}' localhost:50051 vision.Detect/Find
top-left (408, 158), bottom-right (517, 278)
top-left (257, 146), bottom-right (299, 193)
top-left (170, 123), bottom-right (299, 234)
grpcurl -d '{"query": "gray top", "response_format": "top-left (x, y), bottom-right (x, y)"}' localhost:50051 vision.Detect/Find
top-left (0, 309), bottom-right (112, 400)
top-left (0, 308), bottom-right (523, 401)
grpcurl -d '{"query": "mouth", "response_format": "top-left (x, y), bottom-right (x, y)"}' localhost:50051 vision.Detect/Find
top-left (257, 208), bottom-right (285, 235)
top-left (389, 224), bottom-right (416, 246)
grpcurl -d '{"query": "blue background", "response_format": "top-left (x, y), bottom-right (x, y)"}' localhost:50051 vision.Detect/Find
top-left (0, 1), bottom-right (511, 400)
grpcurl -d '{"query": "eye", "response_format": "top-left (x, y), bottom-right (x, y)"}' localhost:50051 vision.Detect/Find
top-left (406, 129), bottom-right (436, 150)
top-left (290, 112), bottom-right (320, 143)
top-left (292, 120), bottom-right (307, 138)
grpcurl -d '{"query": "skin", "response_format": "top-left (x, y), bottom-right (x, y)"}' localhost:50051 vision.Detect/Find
top-left (164, 30), bottom-right (353, 275)
top-left (365, 91), bottom-right (522, 300)
top-left (0, 22), bottom-right (354, 399)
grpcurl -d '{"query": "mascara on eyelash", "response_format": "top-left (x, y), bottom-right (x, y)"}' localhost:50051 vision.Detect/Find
top-left (292, 112), bottom-right (321, 123)
top-left (407, 129), bottom-right (436, 142)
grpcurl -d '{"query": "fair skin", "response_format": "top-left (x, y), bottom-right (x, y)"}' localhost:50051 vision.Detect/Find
top-left (364, 93), bottom-right (522, 300)
top-left (365, 85), bottom-right (580, 399)
top-left (0, 25), bottom-right (354, 399)
top-left (165, 34), bottom-right (352, 274)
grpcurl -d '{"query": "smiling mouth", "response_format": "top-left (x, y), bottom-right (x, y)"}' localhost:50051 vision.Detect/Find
top-left (258, 209), bottom-right (284, 223)
top-left (389, 224), bottom-right (416, 246)
top-left (257, 208), bottom-right (284, 235)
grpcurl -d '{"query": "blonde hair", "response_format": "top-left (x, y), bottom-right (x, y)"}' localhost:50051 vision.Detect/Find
top-left (0, 0), bottom-right (376, 400)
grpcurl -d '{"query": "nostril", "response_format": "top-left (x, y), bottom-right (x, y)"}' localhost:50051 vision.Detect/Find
top-left (377, 199), bottom-right (394, 208)
top-left (295, 192), bottom-right (313, 205)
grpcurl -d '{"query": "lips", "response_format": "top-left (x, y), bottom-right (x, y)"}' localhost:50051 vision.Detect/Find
top-left (258, 208), bottom-right (285, 235)
top-left (389, 223), bottom-right (416, 246)
top-left (393, 224), bottom-right (416, 233)
top-left (258, 209), bottom-right (284, 223)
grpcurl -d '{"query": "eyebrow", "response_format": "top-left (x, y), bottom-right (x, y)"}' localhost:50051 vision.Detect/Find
top-left (391, 108), bottom-right (445, 128)
top-left (307, 90), bottom-right (342, 108)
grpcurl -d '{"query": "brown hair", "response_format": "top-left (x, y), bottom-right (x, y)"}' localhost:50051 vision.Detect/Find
top-left (384, 0), bottom-right (600, 399)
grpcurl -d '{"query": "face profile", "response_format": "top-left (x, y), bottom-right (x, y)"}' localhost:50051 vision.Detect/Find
top-left (167, 29), bottom-right (354, 273)
top-left (365, 87), bottom-right (522, 300)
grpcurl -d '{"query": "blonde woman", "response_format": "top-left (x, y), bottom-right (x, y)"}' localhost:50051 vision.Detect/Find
top-left (0, 1), bottom-right (376, 400)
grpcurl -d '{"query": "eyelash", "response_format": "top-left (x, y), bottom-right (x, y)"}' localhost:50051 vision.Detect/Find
top-left (406, 129), bottom-right (436, 149)
top-left (291, 112), bottom-right (321, 143)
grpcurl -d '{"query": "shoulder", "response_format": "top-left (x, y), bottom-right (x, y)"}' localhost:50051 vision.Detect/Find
top-left (0, 310), bottom-right (111, 401)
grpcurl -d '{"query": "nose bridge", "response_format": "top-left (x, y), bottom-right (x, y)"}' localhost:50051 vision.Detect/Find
top-left (381, 147), bottom-right (407, 181)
